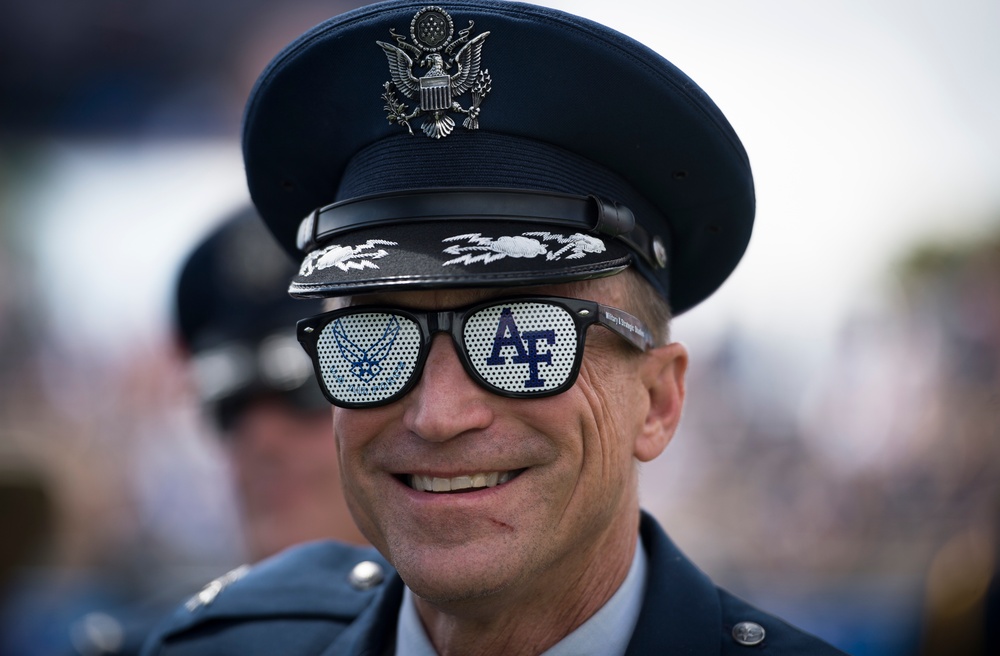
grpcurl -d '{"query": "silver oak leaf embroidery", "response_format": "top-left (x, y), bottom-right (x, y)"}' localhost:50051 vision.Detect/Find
top-left (299, 240), bottom-right (398, 276)
top-left (441, 232), bottom-right (605, 266)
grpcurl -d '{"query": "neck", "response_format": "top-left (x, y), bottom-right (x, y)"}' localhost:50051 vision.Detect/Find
top-left (413, 509), bottom-right (640, 656)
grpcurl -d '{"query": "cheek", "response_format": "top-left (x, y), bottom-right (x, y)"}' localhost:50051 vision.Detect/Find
top-left (333, 407), bottom-right (385, 450)
top-left (332, 406), bottom-right (404, 482)
top-left (575, 352), bottom-right (647, 466)
top-left (330, 408), bottom-right (389, 541)
top-left (332, 410), bottom-right (363, 490)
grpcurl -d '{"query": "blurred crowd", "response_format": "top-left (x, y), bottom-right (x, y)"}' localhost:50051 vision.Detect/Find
top-left (641, 229), bottom-right (1000, 655)
top-left (0, 0), bottom-right (363, 138)
top-left (1, 1), bottom-right (998, 654)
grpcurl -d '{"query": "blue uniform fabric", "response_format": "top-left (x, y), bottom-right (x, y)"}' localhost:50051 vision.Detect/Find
top-left (140, 513), bottom-right (849, 655)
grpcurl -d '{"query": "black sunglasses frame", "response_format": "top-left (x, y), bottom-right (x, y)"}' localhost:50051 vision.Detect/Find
top-left (296, 295), bottom-right (654, 409)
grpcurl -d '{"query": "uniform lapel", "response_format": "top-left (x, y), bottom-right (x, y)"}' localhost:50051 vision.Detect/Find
top-left (625, 512), bottom-right (722, 655)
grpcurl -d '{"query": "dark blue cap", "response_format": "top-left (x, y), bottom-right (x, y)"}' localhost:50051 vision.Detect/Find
top-left (243, 0), bottom-right (754, 315)
top-left (174, 208), bottom-right (328, 423)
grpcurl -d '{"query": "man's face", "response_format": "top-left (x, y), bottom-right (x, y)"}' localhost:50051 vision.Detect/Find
top-left (333, 275), bottom-right (685, 606)
top-left (225, 397), bottom-right (365, 560)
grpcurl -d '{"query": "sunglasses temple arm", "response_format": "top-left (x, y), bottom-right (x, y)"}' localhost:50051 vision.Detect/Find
top-left (596, 305), bottom-right (655, 352)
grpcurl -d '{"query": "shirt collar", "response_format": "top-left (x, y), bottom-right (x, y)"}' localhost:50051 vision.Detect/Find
top-left (394, 538), bottom-right (648, 656)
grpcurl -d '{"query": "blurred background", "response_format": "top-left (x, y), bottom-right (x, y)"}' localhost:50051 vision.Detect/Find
top-left (1, 0), bottom-right (997, 654)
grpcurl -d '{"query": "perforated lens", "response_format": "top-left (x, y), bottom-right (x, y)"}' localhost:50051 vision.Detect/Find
top-left (315, 311), bottom-right (422, 405)
top-left (464, 301), bottom-right (579, 394)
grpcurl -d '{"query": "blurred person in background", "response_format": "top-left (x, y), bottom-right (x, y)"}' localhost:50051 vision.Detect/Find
top-left (62, 207), bottom-right (368, 656)
top-left (173, 206), bottom-right (367, 562)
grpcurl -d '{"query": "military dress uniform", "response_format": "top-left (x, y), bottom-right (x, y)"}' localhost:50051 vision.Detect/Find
top-left (142, 0), bottom-right (851, 653)
top-left (141, 514), bottom-right (846, 655)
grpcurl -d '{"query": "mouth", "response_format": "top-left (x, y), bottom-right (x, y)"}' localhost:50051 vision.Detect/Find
top-left (405, 469), bottom-right (526, 493)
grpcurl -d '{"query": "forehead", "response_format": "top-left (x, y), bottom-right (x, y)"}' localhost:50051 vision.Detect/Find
top-left (341, 275), bottom-right (630, 311)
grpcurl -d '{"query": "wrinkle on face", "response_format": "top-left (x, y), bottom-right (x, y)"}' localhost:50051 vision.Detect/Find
top-left (574, 346), bottom-right (644, 512)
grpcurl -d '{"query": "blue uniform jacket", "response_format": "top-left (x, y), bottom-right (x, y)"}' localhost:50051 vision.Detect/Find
top-left (141, 513), bottom-right (849, 655)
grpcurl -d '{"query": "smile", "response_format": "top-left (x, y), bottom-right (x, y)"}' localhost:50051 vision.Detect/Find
top-left (407, 470), bottom-right (525, 493)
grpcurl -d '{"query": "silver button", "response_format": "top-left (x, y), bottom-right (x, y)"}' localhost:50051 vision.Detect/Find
top-left (732, 621), bottom-right (766, 646)
top-left (652, 236), bottom-right (668, 268)
top-left (348, 560), bottom-right (385, 590)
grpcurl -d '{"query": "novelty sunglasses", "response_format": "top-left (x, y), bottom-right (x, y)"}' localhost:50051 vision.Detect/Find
top-left (297, 295), bottom-right (654, 409)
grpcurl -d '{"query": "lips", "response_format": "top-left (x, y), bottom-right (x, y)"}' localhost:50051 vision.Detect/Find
top-left (407, 469), bottom-right (525, 493)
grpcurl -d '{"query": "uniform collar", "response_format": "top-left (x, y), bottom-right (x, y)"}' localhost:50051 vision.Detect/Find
top-left (324, 511), bottom-right (724, 656)
top-left (625, 511), bottom-right (722, 654)
top-left (393, 537), bottom-right (648, 656)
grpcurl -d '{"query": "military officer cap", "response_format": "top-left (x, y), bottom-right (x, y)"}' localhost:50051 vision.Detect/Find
top-left (173, 208), bottom-right (327, 428)
top-left (243, 0), bottom-right (754, 315)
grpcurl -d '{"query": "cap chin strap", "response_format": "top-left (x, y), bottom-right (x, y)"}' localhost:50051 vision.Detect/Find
top-left (295, 188), bottom-right (668, 270)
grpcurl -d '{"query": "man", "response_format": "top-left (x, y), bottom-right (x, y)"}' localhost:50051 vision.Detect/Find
top-left (143, 1), bottom-right (848, 653)
top-left (174, 208), bottom-right (367, 559)
top-left (63, 210), bottom-right (369, 656)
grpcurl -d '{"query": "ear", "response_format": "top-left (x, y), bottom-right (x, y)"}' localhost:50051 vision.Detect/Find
top-left (633, 342), bottom-right (688, 462)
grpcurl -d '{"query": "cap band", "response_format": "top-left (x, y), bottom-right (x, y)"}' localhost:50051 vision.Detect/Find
top-left (297, 188), bottom-right (666, 270)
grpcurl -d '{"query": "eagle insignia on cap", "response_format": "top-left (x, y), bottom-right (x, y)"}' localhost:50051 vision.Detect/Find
top-left (378, 6), bottom-right (491, 139)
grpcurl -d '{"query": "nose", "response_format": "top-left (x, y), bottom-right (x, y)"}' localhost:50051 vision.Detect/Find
top-left (402, 334), bottom-right (494, 442)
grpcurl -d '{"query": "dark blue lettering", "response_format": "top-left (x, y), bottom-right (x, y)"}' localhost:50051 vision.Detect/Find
top-left (485, 308), bottom-right (556, 389)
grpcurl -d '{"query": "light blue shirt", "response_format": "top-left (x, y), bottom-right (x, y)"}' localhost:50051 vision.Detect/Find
top-left (395, 540), bottom-right (648, 656)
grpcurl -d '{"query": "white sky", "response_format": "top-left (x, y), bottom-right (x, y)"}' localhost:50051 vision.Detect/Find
top-left (18, 0), bottom-right (1000, 372)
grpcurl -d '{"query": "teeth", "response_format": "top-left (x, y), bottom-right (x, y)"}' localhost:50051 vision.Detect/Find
top-left (451, 476), bottom-right (472, 491)
top-left (408, 471), bottom-right (517, 492)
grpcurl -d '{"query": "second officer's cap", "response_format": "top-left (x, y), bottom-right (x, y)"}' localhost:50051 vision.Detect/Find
top-left (243, 0), bottom-right (754, 315)
top-left (174, 208), bottom-right (327, 426)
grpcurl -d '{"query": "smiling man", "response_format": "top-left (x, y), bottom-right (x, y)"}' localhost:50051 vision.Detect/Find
top-left (316, 277), bottom-right (677, 634)
top-left (141, 1), bottom-right (847, 654)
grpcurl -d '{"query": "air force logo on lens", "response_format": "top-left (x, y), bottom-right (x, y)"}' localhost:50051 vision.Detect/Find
top-left (330, 316), bottom-right (410, 400)
top-left (332, 316), bottom-right (401, 382)
top-left (331, 308), bottom-right (557, 395)
top-left (486, 308), bottom-right (556, 389)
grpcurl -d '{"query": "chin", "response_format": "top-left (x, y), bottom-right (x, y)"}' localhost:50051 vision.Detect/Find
top-left (387, 537), bottom-right (532, 607)
top-left (403, 566), bottom-right (515, 607)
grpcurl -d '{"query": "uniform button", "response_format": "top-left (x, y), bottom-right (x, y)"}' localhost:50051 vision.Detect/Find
top-left (732, 621), bottom-right (766, 646)
top-left (652, 236), bottom-right (668, 268)
top-left (349, 560), bottom-right (385, 590)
